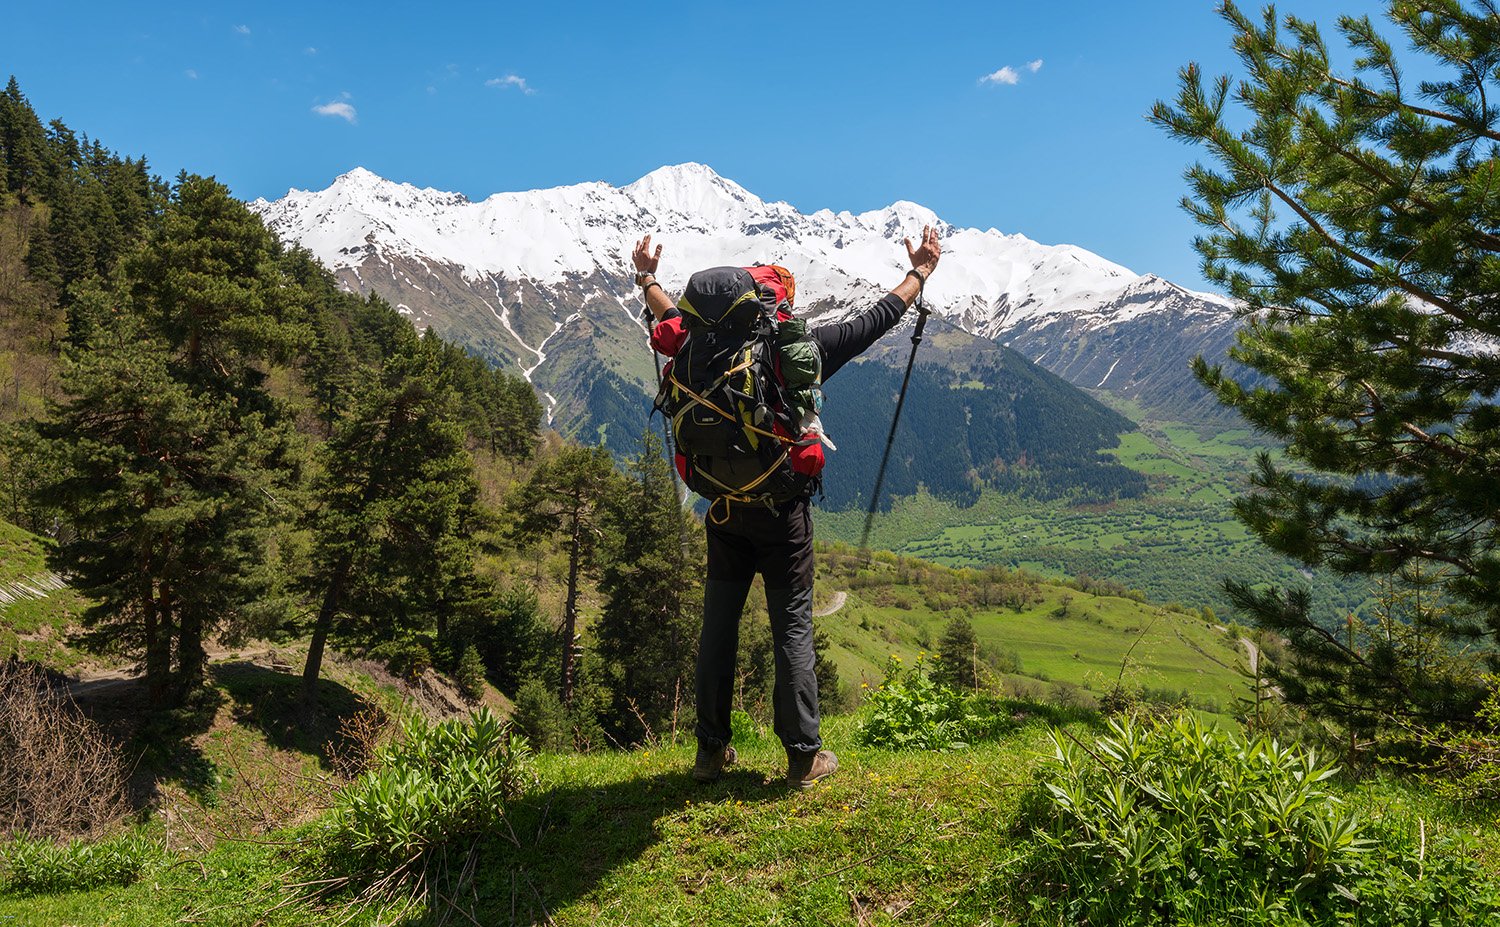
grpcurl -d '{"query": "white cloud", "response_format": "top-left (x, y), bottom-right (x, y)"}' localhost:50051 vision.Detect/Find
top-left (313, 94), bottom-right (357, 123)
top-left (305, 47), bottom-right (317, 55)
top-left (235, 24), bottom-right (250, 35)
top-left (980, 66), bottom-right (1020, 85)
top-left (185, 69), bottom-right (198, 79)
top-left (979, 60), bottom-right (1042, 86)
top-left (486, 74), bottom-right (535, 95)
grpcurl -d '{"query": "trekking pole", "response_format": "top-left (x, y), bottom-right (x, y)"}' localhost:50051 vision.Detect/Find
top-left (858, 296), bottom-right (931, 557)
top-left (645, 307), bottom-right (676, 466)
top-left (646, 305), bottom-right (694, 553)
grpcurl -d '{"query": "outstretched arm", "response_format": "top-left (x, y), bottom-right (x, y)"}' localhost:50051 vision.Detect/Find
top-left (632, 235), bottom-right (676, 322)
top-left (813, 225), bottom-right (944, 378)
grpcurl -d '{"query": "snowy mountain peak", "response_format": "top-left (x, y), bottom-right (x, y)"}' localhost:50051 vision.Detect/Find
top-left (623, 162), bottom-right (766, 226)
top-left (249, 163), bottom-right (1242, 426)
top-left (251, 162), bottom-right (1234, 371)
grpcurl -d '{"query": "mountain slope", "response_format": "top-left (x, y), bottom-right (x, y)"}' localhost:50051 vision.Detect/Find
top-left (250, 165), bottom-right (1242, 503)
top-left (251, 164), bottom-right (1239, 425)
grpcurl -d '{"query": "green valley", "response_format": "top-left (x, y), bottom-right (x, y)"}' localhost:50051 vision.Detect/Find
top-left (816, 418), bottom-right (1376, 629)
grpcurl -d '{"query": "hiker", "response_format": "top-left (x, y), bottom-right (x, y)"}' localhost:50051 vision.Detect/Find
top-left (633, 226), bottom-right (941, 788)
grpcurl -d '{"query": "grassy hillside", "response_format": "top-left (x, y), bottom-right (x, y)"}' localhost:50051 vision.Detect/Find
top-left (0, 520), bottom-right (90, 670)
top-left (808, 542), bottom-right (1244, 714)
top-left (0, 507), bottom-right (1248, 721)
top-left (5, 695), bottom-right (1497, 926)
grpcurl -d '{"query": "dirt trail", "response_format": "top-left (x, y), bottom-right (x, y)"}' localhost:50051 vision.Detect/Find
top-left (813, 591), bottom-right (847, 617)
top-left (59, 647), bottom-right (278, 700)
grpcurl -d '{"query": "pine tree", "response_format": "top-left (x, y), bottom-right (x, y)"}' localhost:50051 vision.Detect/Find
top-left (0, 78), bottom-right (47, 203)
top-left (32, 310), bottom-right (292, 704)
top-left (595, 433), bottom-right (701, 742)
top-left (28, 176), bottom-right (302, 706)
top-left (507, 443), bottom-right (618, 705)
top-left (1151, 1), bottom-right (1500, 725)
top-left (121, 174), bottom-right (309, 379)
top-left (473, 586), bottom-right (555, 697)
top-left (297, 344), bottom-right (482, 723)
top-left (934, 614), bottom-right (980, 692)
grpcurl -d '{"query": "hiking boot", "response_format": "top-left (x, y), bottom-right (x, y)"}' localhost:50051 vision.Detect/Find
top-left (786, 749), bottom-right (838, 789)
top-left (692, 743), bottom-right (737, 783)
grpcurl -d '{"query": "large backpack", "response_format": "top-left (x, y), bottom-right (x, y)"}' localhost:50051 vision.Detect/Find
top-left (653, 265), bottom-right (825, 513)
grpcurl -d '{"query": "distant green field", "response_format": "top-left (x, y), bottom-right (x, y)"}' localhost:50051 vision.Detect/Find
top-left (815, 419), bottom-right (1374, 628)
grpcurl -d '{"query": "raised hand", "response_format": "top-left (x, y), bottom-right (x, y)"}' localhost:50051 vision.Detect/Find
top-left (633, 235), bottom-right (662, 275)
top-left (904, 225), bottom-right (941, 278)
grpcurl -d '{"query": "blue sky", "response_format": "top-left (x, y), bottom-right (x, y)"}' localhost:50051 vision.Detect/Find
top-left (6, 1), bottom-right (1397, 291)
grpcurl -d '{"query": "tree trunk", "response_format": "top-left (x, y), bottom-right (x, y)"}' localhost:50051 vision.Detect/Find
top-left (561, 520), bottom-right (582, 706)
top-left (142, 579), bottom-right (170, 709)
top-left (155, 583), bottom-right (177, 706)
top-left (299, 557), bottom-right (349, 729)
top-left (176, 597), bottom-right (207, 700)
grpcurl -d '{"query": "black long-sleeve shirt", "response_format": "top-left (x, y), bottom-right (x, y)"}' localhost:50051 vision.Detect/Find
top-left (811, 292), bottom-right (909, 380)
top-left (651, 291), bottom-right (909, 378)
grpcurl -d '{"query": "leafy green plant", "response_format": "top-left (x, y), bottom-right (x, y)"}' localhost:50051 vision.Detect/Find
top-left (323, 708), bottom-right (534, 880)
top-left (2, 830), bottom-right (164, 893)
top-left (301, 707), bottom-right (538, 919)
top-left (1029, 713), bottom-right (1366, 923)
top-left (857, 655), bottom-right (981, 750)
top-left (1026, 712), bottom-right (1500, 925)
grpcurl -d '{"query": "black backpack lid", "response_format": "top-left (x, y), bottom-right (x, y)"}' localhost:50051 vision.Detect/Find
top-left (678, 266), bottom-right (761, 329)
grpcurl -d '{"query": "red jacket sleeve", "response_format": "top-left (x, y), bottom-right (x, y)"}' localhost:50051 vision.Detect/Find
top-left (651, 311), bottom-right (687, 356)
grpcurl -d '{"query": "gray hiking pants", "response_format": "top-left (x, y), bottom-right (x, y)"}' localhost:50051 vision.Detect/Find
top-left (695, 498), bottom-right (821, 756)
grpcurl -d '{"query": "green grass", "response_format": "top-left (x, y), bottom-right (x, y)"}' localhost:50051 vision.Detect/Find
top-left (7, 705), bottom-right (1497, 926)
top-left (816, 584), bottom-right (1242, 712)
top-left (0, 711), bottom-right (1077, 926)
top-left (0, 520), bottom-right (91, 666)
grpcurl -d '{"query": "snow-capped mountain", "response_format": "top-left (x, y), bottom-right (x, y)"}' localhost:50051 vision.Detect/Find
top-left (250, 163), bottom-right (1240, 428)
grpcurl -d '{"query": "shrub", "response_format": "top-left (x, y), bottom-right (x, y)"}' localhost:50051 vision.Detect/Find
top-left (512, 677), bottom-right (570, 753)
top-left (0, 660), bottom-right (129, 838)
top-left (454, 644), bottom-right (486, 702)
top-left (370, 638), bottom-right (431, 681)
top-left (856, 656), bottom-right (981, 751)
top-left (1391, 676), bottom-right (1500, 799)
top-left (1025, 712), bottom-right (1500, 925)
